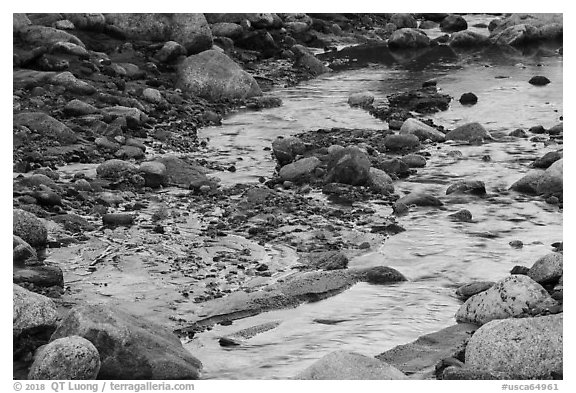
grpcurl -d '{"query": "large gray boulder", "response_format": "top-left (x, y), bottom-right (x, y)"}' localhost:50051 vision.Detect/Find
top-left (50, 304), bottom-right (203, 380)
top-left (510, 169), bottom-right (544, 194)
top-left (176, 50), bottom-right (262, 100)
top-left (388, 28), bottom-right (430, 49)
top-left (445, 122), bottom-right (492, 142)
top-left (279, 157), bottom-right (321, 183)
top-left (490, 14), bottom-right (562, 45)
top-left (210, 22), bottom-right (243, 39)
top-left (326, 146), bottom-right (371, 186)
top-left (13, 284), bottom-right (58, 337)
top-left (528, 253), bottom-right (563, 284)
top-left (28, 336), bottom-right (101, 380)
top-left (535, 158), bottom-right (562, 195)
top-left (295, 350), bottom-right (408, 380)
top-left (13, 112), bottom-right (77, 144)
top-left (399, 118), bottom-right (445, 142)
top-left (455, 275), bottom-right (557, 325)
top-left (465, 314), bottom-right (562, 379)
top-left (13, 209), bottom-right (48, 248)
top-left (105, 13), bottom-right (212, 54)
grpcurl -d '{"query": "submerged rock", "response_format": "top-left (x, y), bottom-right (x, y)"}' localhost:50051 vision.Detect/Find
top-left (465, 314), bottom-right (562, 379)
top-left (448, 209), bottom-right (473, 222)
top-left (455, 275), bottom-right (557, 325)
top-left (295, 350), bottom-right (408, 380)
top-left (29, 336), bottom-right (101, 380)
top-left (219, 321), bottom-right (281, 347)
top-left (51, 304), bottom-right (203, 379)
top-left (397, 192), bottom-right (443, 207)
top-left (458, 92), bottom-right (478, 105)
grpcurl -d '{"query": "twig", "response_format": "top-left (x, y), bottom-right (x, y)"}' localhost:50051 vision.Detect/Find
top-left (90, 245), bottom-right (115, 266)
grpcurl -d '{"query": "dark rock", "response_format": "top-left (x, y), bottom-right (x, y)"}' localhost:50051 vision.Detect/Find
top-left (51, 304), bottom-right (203, 379)
top-left (510, 265), bottom-right (530, 275)
top-left (529, 125), bottom-right (547, 134)
top-left (509, 128), bottom-right (527, 138)
top-left (387, 87), bottom-right (451, 113)
top-left (13, 112), bottom-right (77, 144)
top-left (509, 240), bottom-right (524, 249)
top-left (372, 157), bottom-right (410, 177)
top-left (294, 51), bottom-right (331, 76)
top-left (397, 192), bottom-right (443, 207)
top-left (236, 30), bottom-right (278, 53)
top-left (376, 323), bottom-right (479, 378)
top-left (533, 151), bottom-right (562, 169)
top-left (326, 146), bottom-right (371, 186)
top-left (272, 136), bottom-right (306, 165)
top-left (390, 13), bottom-right (417, 29)
top-left (13, 265), bottom-right (64, 288)
top-left (102, 213), bottom-right (135, 227)
top-left (364, 266), bottom-right (407, 284)
top-left (154, 41), bottom-right (187, 63)
top-left (383, 134), bottom-right (420, 152)
top-left (448, 209), bottom-right (472, 222)
top-left (446, 180), bottom-right (486, 195)
top-left (455, 281), bottom-right (494, 300)
top-left (459, 92), bottom-right (478, 105)
top-left (547, 123), bottom-right (563, 135)
top-left (448, 31), bottom-right (489, 47)
top-left (14, 209), bottom-right (48, 249)
top-left (13, 235), bottom-right (38, 266)
top-left (139, 161), bottom-right (168, 188)
top-left (529, 76), bottom-right (551, 86)
top-left (440, 14), bottom-right (468, 33)
top-left (28, 336), bottom-right (101, 380)
top-left (400, 153), bottom-right (426, 168)
top-left (509, 170), bottom-right (543, 194)
top-left (51, 214), bottom-right (95, 234)
top-left (348, 92), bottom-right (375, 108)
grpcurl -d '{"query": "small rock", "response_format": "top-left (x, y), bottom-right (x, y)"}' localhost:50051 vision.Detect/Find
top-left (445, 122), bottom-right (492, 142)
top-left (384, 134), bottom-right (421, 152)
top-left (102, 213), bottom-right (135, 227)
top-left (63, 99), bottom-right (98, 116)
top-left (367, 167), bottom-right (394, 195)
top-left (509, 128), bottom-right (527, 138)
top-left (459, 92), bottom-right (478, 105)
top-left (400, 153), bottom-right (427, 168)
top-left (364, 266), bottom-right (407, 284)
top-left (399, 118), bottom-right (445, 142)
top-left (397, 192), bottom-right (443, 207)
top-left (448, 209), bottom-right (472, 222)
top-left (348, 91), bottom-right (375, 108)
top-left (529, 76), bottom-right (551, 86)
top-left (440, 14), bottom-right (468, 33)
top-left (509, 240), bottom-right (524, 249)
top-left (456, 281), bottom-right (494, 300)
top-left (28, 336), bottom-right (101, 380)
top-left (446, 180), bottom-right (486, 195)
top-left (326, 146), bottom-right (371, 186)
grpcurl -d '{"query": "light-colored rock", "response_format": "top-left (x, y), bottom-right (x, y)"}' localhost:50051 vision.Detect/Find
top-left (279, 157), bottom-right (321, 182)
top-left (367, 167), bottom-right (394, 194)
top-left (13, 209), bottom-right (48, 248)
top-left (176, 50), bottom-right (262, 100)
top-left (210, 22), bottom-right (243, 39)
top-left (399, 118), bottom-right (445, 142)
top-left (455, 275), bottom-right (557, 325)
top-left (490, 14), bottom-right (562, 45)
top-left (491, 24), bottom-right (539, 46)
top-left (29, 336), bottom-right (101, 380)
top-left (445, 122), bottom-right (492, 142)
top-left (390, 13), bottom-right (417, 29)
top-left (51, 304), bottom-right (202, 379)
top-left (96, 159), bottom-right (138, 180)
top-left (50, 71), bottom-right (96, 95)
top-left (466, 314), bottom-right (562, 379)
top-left (13, 13), bottom-right (32, 32)
top-left (295, 350), bottom-right (408, 380)
top-left (101, 106), bottom-right (147, 124)
top-left (13, 284), bottom-right (58, 336)
top-left (62, 13), bottom-right (106, 31)
top-left (142, 88), bottom-right (164, 105)
top-left (388, 28), bottom-right (430, 49)
top-left (13, 112), bottom-right (77, 144)
top-left (528, 253), bottom-right (563, 284)
top-left (63, 99), bottom-right (98, 116)
top-left (449, 30), bottom-right (489, 47)
top-left (19, 25), bottom-right (85, 47)
top-left (348, 91), bottom-right (374, 108)
top-left (535, 158), bottom-right (562, 195)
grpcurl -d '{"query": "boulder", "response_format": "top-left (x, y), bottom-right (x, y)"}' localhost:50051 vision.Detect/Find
top-left (348, 92), bottom-right (375, 108)
top-left (210, 22), bottom-right (243, 39)
top-left (528, 253), bottom-right (563, 285)
top-left (13, 209), bottom-right (48, 248)
top-left (50, 71), bottom-right (96, 95)
top-left (399, 118), bottom-right (445, 142)
top-left (13, 235), bottom-right (38, 265)
top-left (295, 350), bottom-right (408, 380)
top-left (389, 14), bottom-right (417, 29)
top-left (279, 157), bottom-right (321, 183)
top-left (510, 170), bottom-right (544, 194)
top-left (490, 24), bottom-right (539, 46)
top-left (176, 50), bottom-right (261, 100)
top-left (50, 304), bottom-right (203, 379)
top-left (465, 314), bottom-right (562, 379)
top-left (18, 25), bottom-right (85, 47)
top-left (13, 13), bottom-right (32, 33)
top-left (533, 151), bottom-right (562, 169)
top-left (272, 136), bottom-right (306, 165)
top-left (446, 180), bottom-right (486, 195)
top-left (445, 122), bottom-right (492, 142)
top-left (388, 28), bottom-right (430, 49)
top-left (156, 155), bottom-right (213, 189)
top-left (13, 112), bottom-right (77, 144)
top-left (13, 265), bottom-right (64, 288)
top-left (139, 161), bottom-right (168, 188)
top-left (205, 13), bottom-right (275, 28)
top-left (62, 13), bottom-right (106, 31)
top-left (96, 159), bottom-right (138, 180)
top-left (397, 192), bottom-right (443, 207)
top-left (440, 14), bottom-right (468, 33)
top-left (448, 30), bottom-right (489, 47)
top-left (13, 284), bottom-right (58, 337)
top-left (384, 134), bottom-right (421, 151)
top-left (63, 99), bottom-right (98, 116)
top-left (326, 146), bottom-right (371, 186)
top-left (105, 13), bottom-right (212, 54)
top-left (490, 14), bottom-right (562, 45)
top-left (547, 123), bottom-right (563, 136)
top-left (367, 167), bottom-right (395, 194)
top-left (28, 336), bottom-right (101, 380)
top-left (400, 154), bottom-right (427, 168)
top-left (535, 158), bottom-right (562, 195)
top-left (455, 275), bottom-right (557, 325)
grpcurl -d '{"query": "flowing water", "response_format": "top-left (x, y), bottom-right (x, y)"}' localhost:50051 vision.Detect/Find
top-left (191, 21), bottom-right (563, 379)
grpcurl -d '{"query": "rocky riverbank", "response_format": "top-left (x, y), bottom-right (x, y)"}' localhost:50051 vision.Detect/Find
top-left (13, 13), bottom-right (562, 380)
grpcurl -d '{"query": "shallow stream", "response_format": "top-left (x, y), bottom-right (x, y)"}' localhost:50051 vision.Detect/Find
top-left (192, 21), bottom-right (563, 379)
